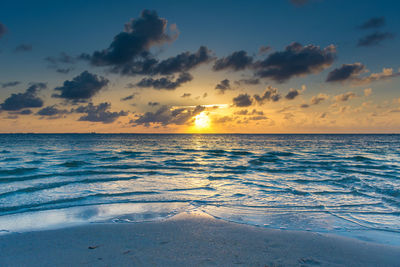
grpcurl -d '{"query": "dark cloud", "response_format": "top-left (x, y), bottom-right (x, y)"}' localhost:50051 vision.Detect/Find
top-left (133, 105), bottom-right (204, 126)
top-left (254, 86), bottom-right (281, 104)
top-left (213, 51), bottom-right (253, 71)
top-left (1, 81), bottom-right (21, 88)
top-left (0, 83), bottom-right (46, 111)
top-left (285, 88), bottom-right (300, 100)
top-left (84, 10), bottom-right (177, 67)
top-left (150, 46), bottom-right (213, 75)
top-left (233, 94), bottom-right (253, 107)
top-left (234, 78), bottom-right (260, 85)
top-left (148, 101), bottom-right (159, 106)
top-left (259, 45), bottom-right (271, 54)
top-left (215, 79), bottom-right (231, 94)
top-left (52, 71), bottom-right (109, 102)
top-left (45, 53), bottom-right (77, 74)
top-left (45, 52), bottom-right (77, 65)
top-left (248, 115), bottom-right (268, 121)
top-left (0, 22), bottom-right (7, 38)
top-left (8, 109), bottom-right (32, 115)
top-left (74, 102), bottom-right (127, 123)
top-left (135, 72), bottom-right (192, 90)
top-left (80, 9), bottom-right (212, 76)
top-left (254, 42), bottom-right (336, 82)
top-left (79, 9), bottom-right (215, 78)
top-left (335, 92), bottom-right (356, 102)
top-left (121, 94), bottom-right (136, 101)
top-left (359, 17), bottom-right (385, 30)
top-left (234, 109), bottom-right (264, 116)
top-left (181, 93), bottom-right (191, 98)
top-left (36, 105), bottom-right (69, 117)
top-left (300, 104), bottom-right (309, 108)
top-left (326, 63), bottom-right (365, 82)
top-left (213, 115), bottom-right (234, 124)
top-left (357, 32), bottom-right (395, 47)
top-left (327, 65), bottom-right (399, 85)
top-left (56, 68), bottom-right (73, 74)
top-left (14, 44), bottom-right (33, 52)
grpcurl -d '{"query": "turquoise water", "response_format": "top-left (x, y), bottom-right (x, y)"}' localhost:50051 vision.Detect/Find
top-left (0, 134), bottom-right (399, 245)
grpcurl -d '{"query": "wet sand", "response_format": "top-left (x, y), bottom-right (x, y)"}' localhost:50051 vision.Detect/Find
top-left (0, 212), bottom-right (399, 267)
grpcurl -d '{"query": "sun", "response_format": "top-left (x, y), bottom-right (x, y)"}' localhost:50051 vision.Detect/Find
top-left (194, 112), bottom-right (210, 129)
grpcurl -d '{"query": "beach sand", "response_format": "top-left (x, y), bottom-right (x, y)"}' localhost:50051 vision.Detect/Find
top-left (0, 212), bottom-right (399, 267)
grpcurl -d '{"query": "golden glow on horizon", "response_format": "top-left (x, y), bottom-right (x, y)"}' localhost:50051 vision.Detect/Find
top-left (194, 112), bottom-right (211, 130)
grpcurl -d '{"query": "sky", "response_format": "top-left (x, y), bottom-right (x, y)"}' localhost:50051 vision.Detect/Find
top-left (0, 0), bottom-right (399, 133)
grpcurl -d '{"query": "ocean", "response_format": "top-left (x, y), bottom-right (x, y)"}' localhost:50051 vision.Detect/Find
top-left (0, 134), bottom-right (399, 245)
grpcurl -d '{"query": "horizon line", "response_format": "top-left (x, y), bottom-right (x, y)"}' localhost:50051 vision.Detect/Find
top-left (0, 132), bottom-right (399, 135)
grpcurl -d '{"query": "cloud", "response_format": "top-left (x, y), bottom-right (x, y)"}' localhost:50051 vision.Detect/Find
top-left (213, 50), bottom-right (253, 71)
top-left (358, 17), bottom-right (385, 30)
top-left (212, 115), bottom-right (234, 124)
top-left (234, 78), bottom-right (260, 85)
top-left (56, 68), bottom-right (73, 74)
top-left (45, 52), bottom-right (77, 65)
top-left (181, 93), bottom-right (191, 98)
top-left (300, 104), bottom-right (310, 108)
top-left (364, 88), bottom-right (372, 96)
top-left (133, 105), bottom-right (204, 126)
top-left (233, 94), bottom-right (253, 107)
top-left (335, 92), bottom-right (356, 102)
top-left (148, 102), bottom-right (159, 106)
top-left (310, 93), bottom-right (328, 105)
top-left (0, 22), bottom-right (7, 38)
top-left (254, 86), bottom-right (281, 104)
top-left (135, 72), bottom-right (192, 90)
top-left (253, 42), bottom-right (336, 82)
top-left (1, 81), bottom-right (21, 88)
top-left (234, 109), bottom-right (264, 116)
top-left (14, 44), bottom-right (33, 52)
top-left (353, 68), bottom-right (400, 85)
top-left (83, 10), bottom-right (177, 68)
top-left (80, 10), bottom-right (213, 77)
top-left (8, 109), bottom-right (32, 115)
top-left (285, 88), bottom-right (301, 100)
top-left (215, 79), bottom-right (231, 94)
top-left (36, 105), bottom-right (69, 117)
top-left (259, 45), bottom-right (271, 54)
top-left (0, 83), bottom-right (46, 111)
top-left (150, 46), bottom-right (213, 75)
top-left (326, 63), bottom-right (399, 85)
top-left (326, 63), bottom-right (365, 82)
top-left (357, 32), bottom-right (395, 47)
top-left (52, 71), bottom-right (109, 102)
top-left (74, 102), bottom-right (127, 123)
top-left (121, 94), bottom-right (136, 101)
top-left (45, 53), bottom-right (77, 74)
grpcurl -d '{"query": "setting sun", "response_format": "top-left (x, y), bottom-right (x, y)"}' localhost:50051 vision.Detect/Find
top-left (194, 112), bottom-right (210, 129)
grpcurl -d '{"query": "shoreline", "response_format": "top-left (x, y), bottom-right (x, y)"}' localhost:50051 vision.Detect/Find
top-left (1, 211), bottom-right (399, 267)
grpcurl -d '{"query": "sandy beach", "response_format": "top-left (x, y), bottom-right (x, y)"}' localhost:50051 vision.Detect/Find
top-left (0, 212), bottom-right (399, 267)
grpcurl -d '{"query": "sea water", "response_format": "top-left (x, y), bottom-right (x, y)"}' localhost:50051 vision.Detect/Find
top-left (0, 134), bottom-right (399, 246)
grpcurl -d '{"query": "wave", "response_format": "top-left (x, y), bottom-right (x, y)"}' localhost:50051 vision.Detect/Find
top-left (0, 167), bottom-right (38, 176)
top-left (59, 160), bottom-right (89, 168)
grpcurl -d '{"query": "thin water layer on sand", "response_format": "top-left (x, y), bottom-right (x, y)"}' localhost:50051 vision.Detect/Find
top-left (0, 134), bottom-right (399, 246)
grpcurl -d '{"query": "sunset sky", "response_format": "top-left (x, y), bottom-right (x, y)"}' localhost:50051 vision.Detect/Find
top-left (0, 0), bottom-right (399, 133)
